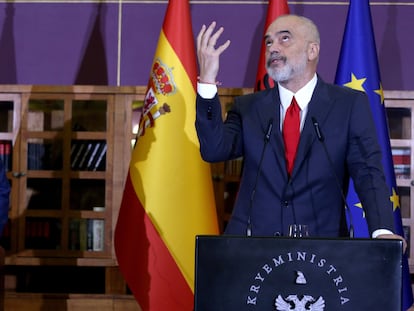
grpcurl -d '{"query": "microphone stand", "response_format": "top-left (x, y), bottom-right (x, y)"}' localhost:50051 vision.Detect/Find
top-left (246, 119), bottom-right (273, 236)
top-left (312, 117), bottom-right (354, 238)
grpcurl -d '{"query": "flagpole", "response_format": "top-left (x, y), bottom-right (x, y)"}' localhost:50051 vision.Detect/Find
top-left (254, 0), bottom-right (289, 91)
top-left (116, 0), bottom-right (123, 86)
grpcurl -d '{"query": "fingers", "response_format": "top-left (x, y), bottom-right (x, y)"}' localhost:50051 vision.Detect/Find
top-left (377, 233), bottom-right (408, 253)
top-left (196, 21), bottom-right (231, 84)
top-left (197, 21), bottom-right (230, 54)
top-left (196, 24), bottom-right (207, 52)
top-left (197, 21), bottom-right (217, 51)
top-left (216, 39), bottom-right (231, 54)
top-left (208, 22), bottom-right (224, 48)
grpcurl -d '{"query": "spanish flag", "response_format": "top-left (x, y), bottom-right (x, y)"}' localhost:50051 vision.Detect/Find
top-left (114, 1), bottom-right (219, 310)
top-left (254, 0), bottom-right (289, 91)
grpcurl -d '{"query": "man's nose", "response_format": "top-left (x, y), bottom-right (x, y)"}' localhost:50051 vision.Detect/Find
top-left (267, 41), bottom-right (281, 53)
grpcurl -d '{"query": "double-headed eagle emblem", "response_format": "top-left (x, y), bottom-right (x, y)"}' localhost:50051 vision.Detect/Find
top-left (275, 294), bottom-right (325, 311)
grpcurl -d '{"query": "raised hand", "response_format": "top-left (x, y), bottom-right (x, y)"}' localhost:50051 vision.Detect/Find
top-left (196, 21), bottom-right (231, 84)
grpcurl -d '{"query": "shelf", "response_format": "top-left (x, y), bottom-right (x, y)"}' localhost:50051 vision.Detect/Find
top-left (380, 91), bottom-right (414, 270)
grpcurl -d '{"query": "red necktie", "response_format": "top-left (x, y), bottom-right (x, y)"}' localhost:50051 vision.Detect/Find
top-left (283, 96), bottom-right (300, 175)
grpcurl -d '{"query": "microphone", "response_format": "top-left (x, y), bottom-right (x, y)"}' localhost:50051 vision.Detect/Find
top-left (246, 119), bottom-right (273, 236)
top-left (311, 117), bottom-right (354, 238)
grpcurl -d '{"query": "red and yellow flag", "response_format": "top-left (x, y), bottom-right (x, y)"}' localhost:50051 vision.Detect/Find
top-left (254, 0), bottom-right (290, 91)
top-left (114, 1), bottom-right (219, 310)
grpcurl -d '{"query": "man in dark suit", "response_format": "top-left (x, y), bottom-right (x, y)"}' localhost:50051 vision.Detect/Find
top-left (195, 14), bottom-right (405, 244)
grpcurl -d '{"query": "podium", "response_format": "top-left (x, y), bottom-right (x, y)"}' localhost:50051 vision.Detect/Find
top-left (194, 235), bottom-right (403, 311)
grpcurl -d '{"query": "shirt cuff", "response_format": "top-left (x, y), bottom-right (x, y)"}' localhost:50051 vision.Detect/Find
top-left (197, 82), bottom-right (218, 99)
top-left (372, 229), bottom-right (394, 238)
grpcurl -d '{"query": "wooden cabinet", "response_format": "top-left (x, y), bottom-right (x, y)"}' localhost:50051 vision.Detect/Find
top-left (385, 90), bottom-right (414, 271)
top-left (0, 85), bottom-right (146, 301)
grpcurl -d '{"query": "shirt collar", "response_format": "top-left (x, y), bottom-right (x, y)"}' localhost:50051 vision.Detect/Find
top-left (278, 73), bottom-right (318, 110)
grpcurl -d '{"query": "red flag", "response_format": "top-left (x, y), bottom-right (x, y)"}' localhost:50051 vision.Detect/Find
top-left (254, 0), bottom-right (290, 91)
top-left (114, 1), bottom-right (219, 310)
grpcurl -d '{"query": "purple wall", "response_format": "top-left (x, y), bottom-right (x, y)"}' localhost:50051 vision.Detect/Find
top-left (0, 1), bottom-right (412, 90)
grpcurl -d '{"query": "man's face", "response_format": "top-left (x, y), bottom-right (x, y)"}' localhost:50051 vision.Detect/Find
top-left (264, 16), bottom-right (310, 83)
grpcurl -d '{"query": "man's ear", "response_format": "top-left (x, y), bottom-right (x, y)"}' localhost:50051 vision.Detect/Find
top-left (308, 42), bottom-right (320, 61)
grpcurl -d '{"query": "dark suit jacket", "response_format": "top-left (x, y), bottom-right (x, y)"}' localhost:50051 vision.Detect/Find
top-left (195, 77), bottom-right (395, 237)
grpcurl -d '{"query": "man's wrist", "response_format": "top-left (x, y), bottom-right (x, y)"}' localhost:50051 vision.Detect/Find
top-left (197, 82), bottom-right (218, 99)
top-left (372, 229), bottom-right (394, 238)
top-left (197, 76), bottom-right (221, 85)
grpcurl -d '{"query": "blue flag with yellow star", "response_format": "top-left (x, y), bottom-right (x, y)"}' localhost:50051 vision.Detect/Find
top-left (335, 0), bottom-right (413, 309)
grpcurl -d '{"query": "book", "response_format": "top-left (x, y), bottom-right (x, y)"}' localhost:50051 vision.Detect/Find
top-left (92, 219), bottom-right (104, 251)
top-left (25, 219), bottom-right (53, 249)
top-left (87, 219), bottom-right (93, 251)
top-left (69, 219), bottom-right (80, 250)
top-left (85, 142), bottom-right (102, 170)
top-left (4, 140), bottom-right (12, 171)
top-left (79, 219), bottom-right (88, 251)
top-left (71, 142), bottom-right (86, 170)
top-left (0, 141), bottom-right (12, 171)
top-left (27, 143), bottom-right (45, 170)
top-left (392, 148), bottom-right (410, 179)
top-left (394, 164), bottom-right (410, 179)
top-left (70, 142), bottom-right (79, 160)
top-left (392, 147), bottom-right (410, 165)
top-left (92, 143), bottom-right (107, 171)
top-left (77, 142), bottom-right (93, 170)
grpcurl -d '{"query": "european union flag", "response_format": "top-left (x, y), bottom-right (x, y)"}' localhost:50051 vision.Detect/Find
top-left (335, 0), bottom-right (413, 309)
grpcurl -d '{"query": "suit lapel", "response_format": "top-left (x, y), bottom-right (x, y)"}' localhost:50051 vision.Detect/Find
top-left (291, 78), bottom-right (334, 178)
top-left (256, 87), bottom-right (287, 178)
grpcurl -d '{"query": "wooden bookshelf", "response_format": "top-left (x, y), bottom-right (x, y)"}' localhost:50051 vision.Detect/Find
top-left (385, 90), bottom-right (414, 271)
top-left (0, 85), bottom-right (146, 305)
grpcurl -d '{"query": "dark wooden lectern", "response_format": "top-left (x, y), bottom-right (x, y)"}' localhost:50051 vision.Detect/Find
top-left (194, 236), bottom-right (402, 311)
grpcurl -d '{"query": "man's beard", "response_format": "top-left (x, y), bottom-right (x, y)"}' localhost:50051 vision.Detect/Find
top-left (266, 53), bottom-right (307, 83)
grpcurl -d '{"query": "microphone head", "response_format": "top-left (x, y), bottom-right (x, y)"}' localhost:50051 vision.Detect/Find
top-left (265, 118), bottom-right (274, 141)
top-left (311, 117), bottom-right (324, 142)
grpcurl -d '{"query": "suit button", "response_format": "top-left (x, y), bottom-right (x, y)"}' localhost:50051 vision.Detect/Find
top-left (207, 106), bottom-right (212, 120)
top-left (274, 232), bottom-right (281, 236)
